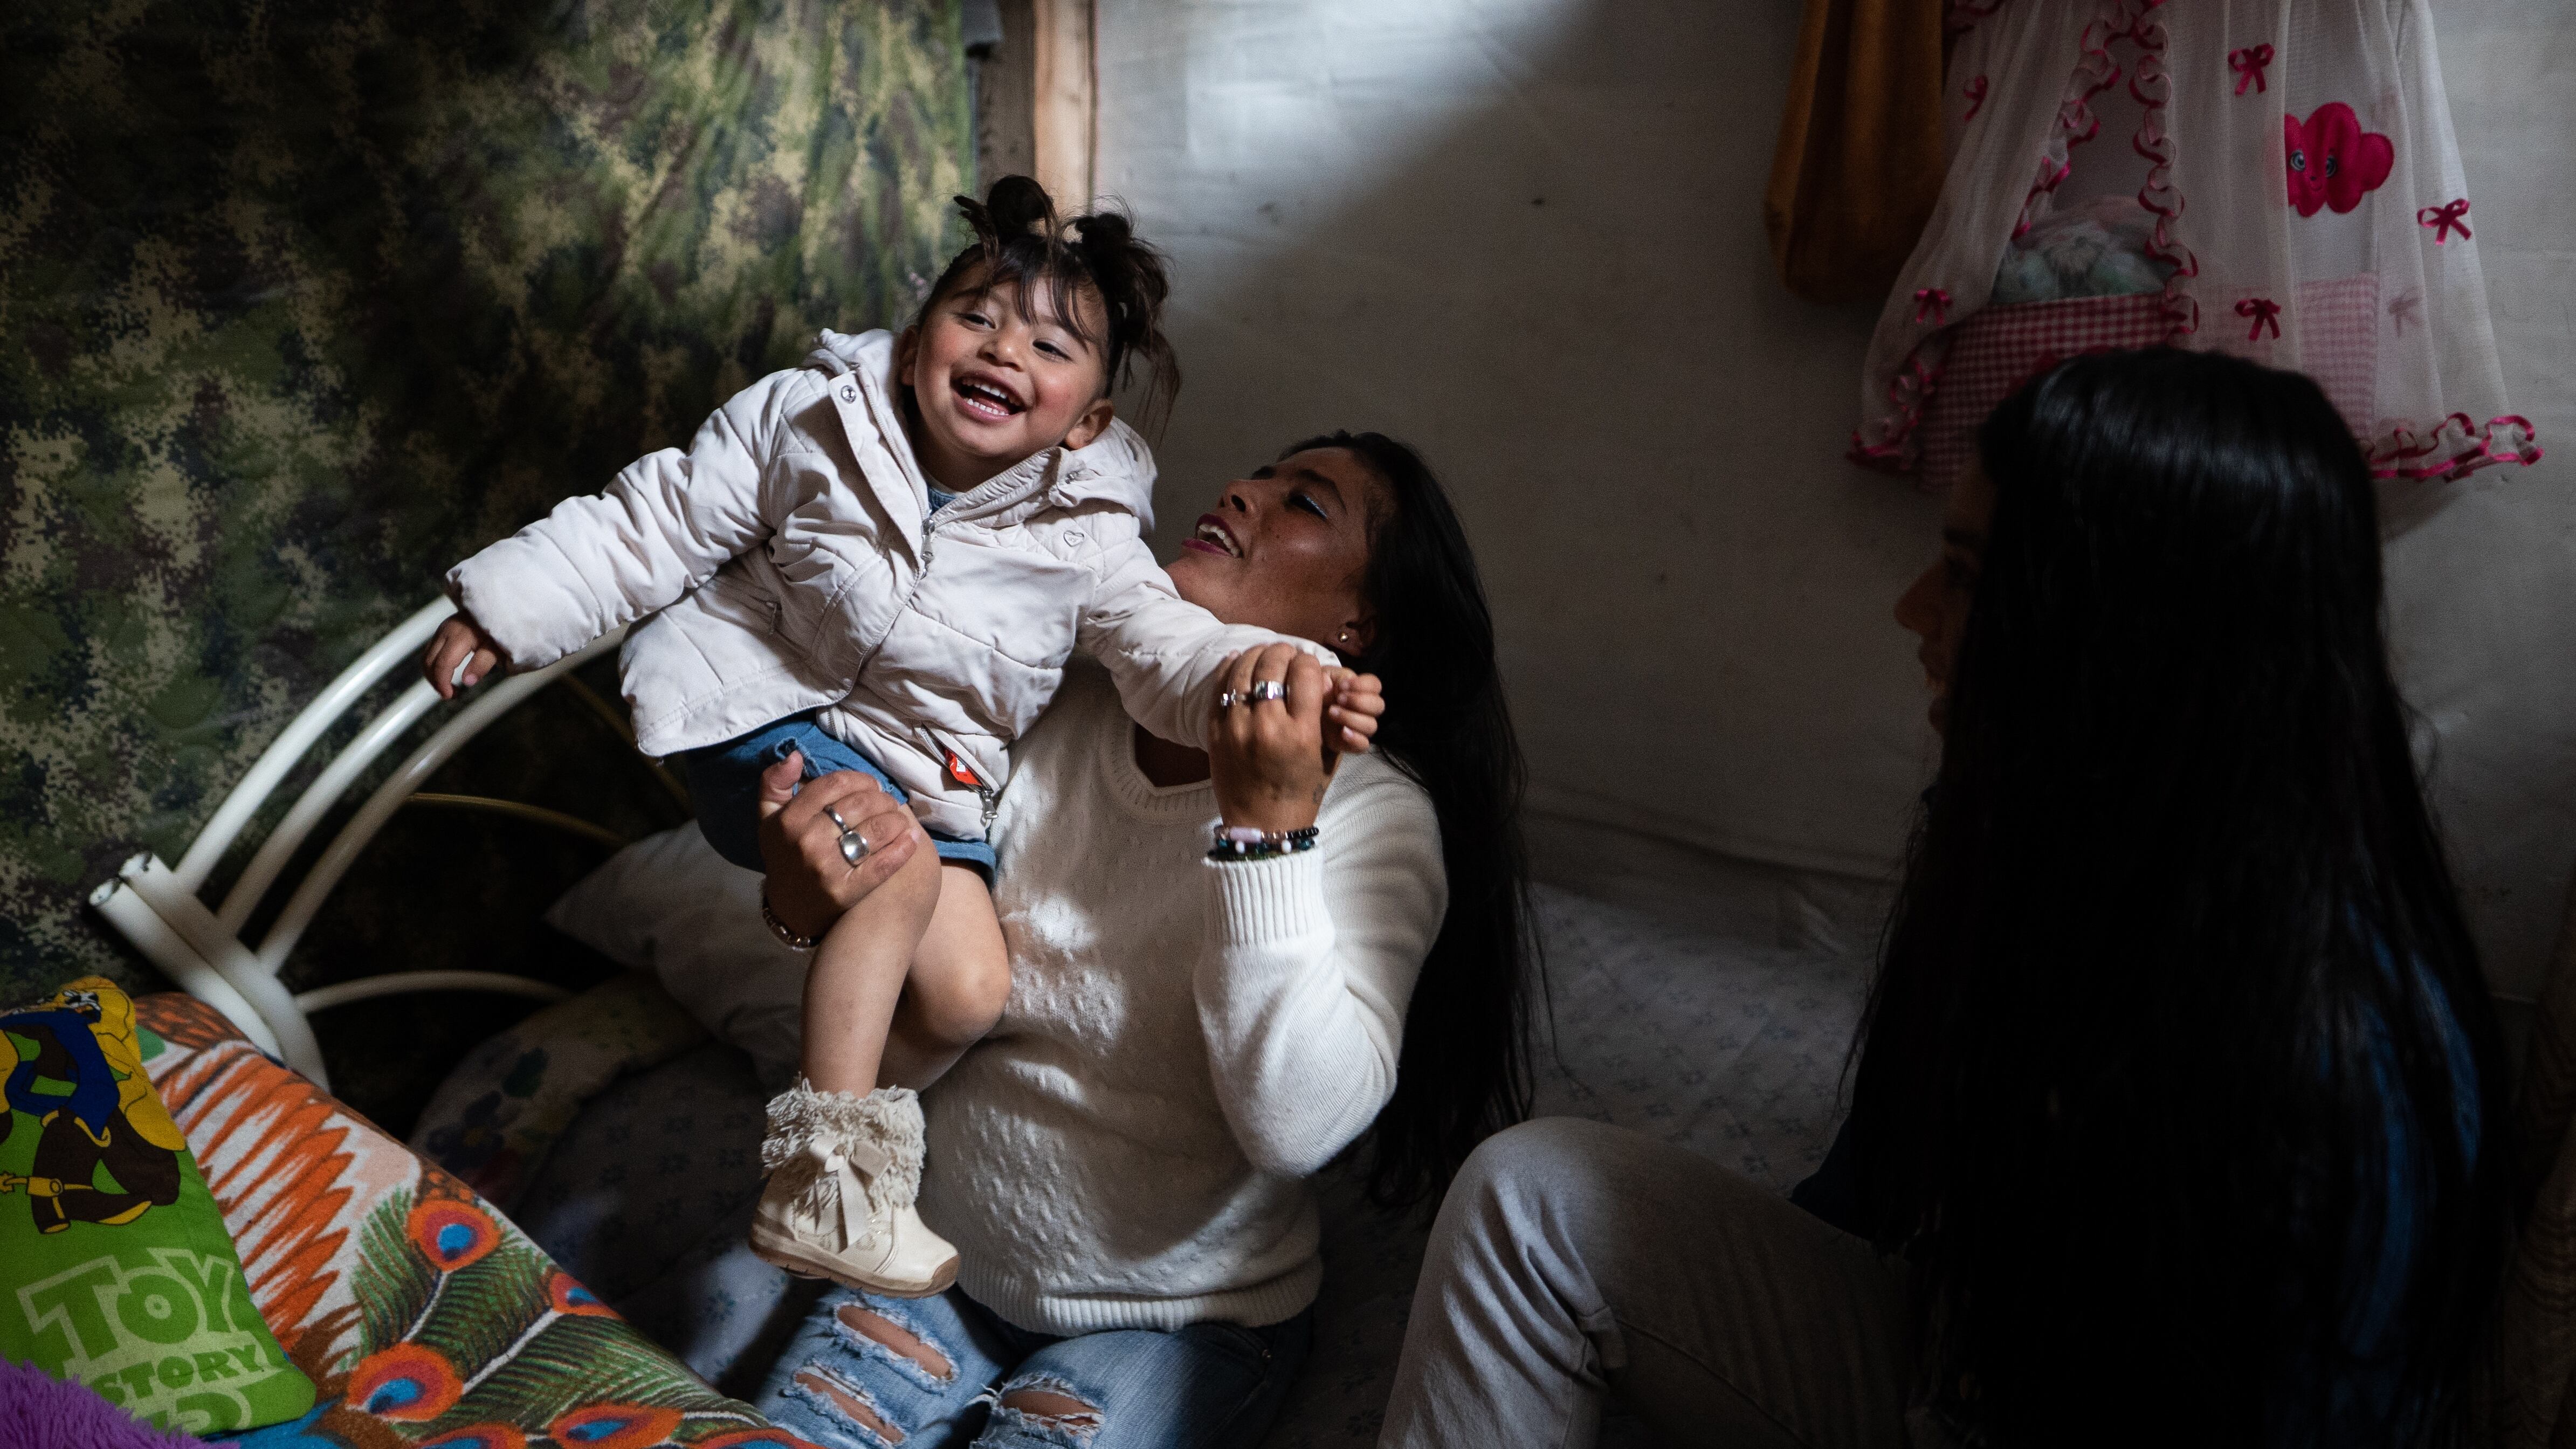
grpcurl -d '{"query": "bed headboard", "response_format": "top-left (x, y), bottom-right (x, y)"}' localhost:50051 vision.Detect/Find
top-left (89, 600), bottom-right (630, 1090)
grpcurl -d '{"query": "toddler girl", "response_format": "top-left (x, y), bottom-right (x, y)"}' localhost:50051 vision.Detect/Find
top-left (422, 177), bottom-right (1379, 1297)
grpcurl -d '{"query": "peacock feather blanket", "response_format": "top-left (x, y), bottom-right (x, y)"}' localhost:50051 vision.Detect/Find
top-left (132, 990), bottom-right (817, 1448)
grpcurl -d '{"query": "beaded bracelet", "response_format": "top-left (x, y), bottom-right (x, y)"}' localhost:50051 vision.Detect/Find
top-left (1207, 824), bottom-right (1319, 863)
top-left (761, 891), bottom-right (821, 952)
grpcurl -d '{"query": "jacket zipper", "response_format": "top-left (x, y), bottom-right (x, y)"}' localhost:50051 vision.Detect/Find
top-left (869, 509), bottom-right (1003, 830)
top-left (851, 502), bottom-right (947, 675)
top-left (928, 726), bottom-right (1003, 829)
top-left (828, 367), bottom-right (1046, 829)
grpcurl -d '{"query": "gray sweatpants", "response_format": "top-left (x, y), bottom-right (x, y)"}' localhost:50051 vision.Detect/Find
top-left (1379, 1117), bottom-right (1919, 1449)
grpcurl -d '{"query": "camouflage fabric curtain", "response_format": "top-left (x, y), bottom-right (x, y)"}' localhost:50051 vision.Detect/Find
top-left (0, 0), bottom-right (971, 1006)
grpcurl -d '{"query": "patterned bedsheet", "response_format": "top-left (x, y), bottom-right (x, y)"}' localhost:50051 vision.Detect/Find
top-left (132, 993), bottom-right (815, 1449)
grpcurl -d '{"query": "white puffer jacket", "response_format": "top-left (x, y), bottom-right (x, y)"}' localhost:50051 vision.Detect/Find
top-left (449, 329), bottom-right (1326, 837)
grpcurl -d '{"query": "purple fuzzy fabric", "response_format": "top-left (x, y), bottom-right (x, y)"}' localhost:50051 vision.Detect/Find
top-left (0, 1361), bottom-right (211, 1449)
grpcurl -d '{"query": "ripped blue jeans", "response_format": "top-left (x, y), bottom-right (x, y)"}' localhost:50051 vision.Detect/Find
top-left (752, 1286), bottom-right (1313, 1449)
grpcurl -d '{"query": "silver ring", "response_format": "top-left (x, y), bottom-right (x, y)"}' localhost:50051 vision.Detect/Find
top-left (838, 827), bottom-right (871, 867)
top-left (1217, 689), bottom-right (1241, 708)
top-left (1249, 679), bottom-right (1287, 702)
top-left (822, 804), bottom-right (849, 831)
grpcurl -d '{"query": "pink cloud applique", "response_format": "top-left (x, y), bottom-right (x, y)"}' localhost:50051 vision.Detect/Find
top-left (2284, 103), bottom-right (2393, 217)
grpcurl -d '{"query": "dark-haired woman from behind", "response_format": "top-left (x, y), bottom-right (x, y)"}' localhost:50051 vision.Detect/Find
top-left (750, 431), bottom-right (1536, 1448)
top-left (1380, 348), bottom-right (2509, 1448)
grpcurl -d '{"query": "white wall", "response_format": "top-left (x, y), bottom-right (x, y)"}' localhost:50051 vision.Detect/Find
top-left (1096, 0), bottom-right (2576, 1001)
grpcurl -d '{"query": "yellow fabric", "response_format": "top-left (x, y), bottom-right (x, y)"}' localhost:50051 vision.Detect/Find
top-left (92, 983), bottom-right (187, 1153)
top-left (1763, 0), bottom-right (1948, 305)
top-left (15, 976), bottom-right (189, 1152)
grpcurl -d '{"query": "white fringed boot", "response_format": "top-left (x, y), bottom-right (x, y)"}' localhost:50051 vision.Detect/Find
top-left (749, 1080), bottom-right (959, 1296)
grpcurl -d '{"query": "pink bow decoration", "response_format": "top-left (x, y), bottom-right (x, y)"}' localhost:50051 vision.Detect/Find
top-left (1913, 288), bottom-right (1951, 325)
top-left (2235, 296), bottom-right (2282, 341)
top-left (2417, 198), bottom-right (2471, 244)
top-left (2228, 45), bottom-right (2273, 95)
top-left (2387, 288), bottom-right (2422, 337)
top-left (1963, 75), bottom-right (1989, 120)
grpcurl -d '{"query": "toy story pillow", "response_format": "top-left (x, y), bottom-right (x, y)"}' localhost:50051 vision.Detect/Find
top-left (0, 976), bottom-right (315, 1437)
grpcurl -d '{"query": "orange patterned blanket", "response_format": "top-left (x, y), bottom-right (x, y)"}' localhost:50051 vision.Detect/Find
top-left (135, 993), bottom-right (812, 1449)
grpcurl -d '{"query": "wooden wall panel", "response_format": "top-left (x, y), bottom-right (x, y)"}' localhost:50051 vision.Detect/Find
top-left (980, 0), bottom-right (1093, 208)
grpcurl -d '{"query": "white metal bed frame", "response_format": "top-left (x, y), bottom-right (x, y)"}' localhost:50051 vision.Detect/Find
top-left (88, 598), bottom-right (640, 1091)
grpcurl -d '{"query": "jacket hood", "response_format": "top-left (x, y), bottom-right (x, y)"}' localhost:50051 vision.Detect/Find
top-left (811, 329), bottom-right (1158, 530)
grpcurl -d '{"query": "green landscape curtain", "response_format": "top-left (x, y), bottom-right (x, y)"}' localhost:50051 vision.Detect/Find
top-left (0, 0), bottom-right (972, 1008)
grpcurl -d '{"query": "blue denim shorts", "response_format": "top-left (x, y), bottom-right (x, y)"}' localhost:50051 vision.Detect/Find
top-left (756, 1285), bottom-right (1313, 1449)
top-left (677, 714), bottom-right (998, 880)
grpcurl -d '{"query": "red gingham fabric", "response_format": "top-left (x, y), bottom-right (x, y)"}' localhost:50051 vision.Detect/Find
top-left (1914, 293), bottom-right (2171, 489)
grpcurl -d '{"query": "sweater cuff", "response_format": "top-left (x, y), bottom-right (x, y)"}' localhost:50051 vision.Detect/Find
top-left (1204, 847), bottom-right (1332, 947)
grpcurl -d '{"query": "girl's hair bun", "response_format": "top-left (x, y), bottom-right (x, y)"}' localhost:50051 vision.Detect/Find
top-left (912, 175), bottom-right (1180, 433)
top-left (974, 174), bottom-right (1059, 242)
top-left (1071, 209), bottom-right (1133, 251)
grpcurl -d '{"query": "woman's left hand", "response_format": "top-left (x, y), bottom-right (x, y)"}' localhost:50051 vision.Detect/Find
top-left (1210, 645), bottom-right (1348, 834)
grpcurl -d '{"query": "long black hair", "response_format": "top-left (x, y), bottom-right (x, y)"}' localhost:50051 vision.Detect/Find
top-left (1844, 349), bottom-right (2509, 1445)
top-left (1285, 430), bottom-right (1537, 1211)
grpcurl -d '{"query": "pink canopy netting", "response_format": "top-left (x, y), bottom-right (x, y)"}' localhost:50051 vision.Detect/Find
top-left (1853, 0), bottom-right (2541, 488)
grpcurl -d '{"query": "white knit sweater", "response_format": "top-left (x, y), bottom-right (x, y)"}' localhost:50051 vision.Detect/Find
top-left (918, 663), bottom-right (1445, 1334)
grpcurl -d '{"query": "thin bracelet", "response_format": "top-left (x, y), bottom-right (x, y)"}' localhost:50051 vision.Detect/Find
top-left (761, 891), bottom-right (821, 951)
top-left (1207, 824), bottom-right (1319, 863)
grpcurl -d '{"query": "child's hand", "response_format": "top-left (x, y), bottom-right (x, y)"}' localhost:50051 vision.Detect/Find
top-left (1323, 668), bottom-right (1385, 757)
top-left (422, 611), bottom-right (509, 700)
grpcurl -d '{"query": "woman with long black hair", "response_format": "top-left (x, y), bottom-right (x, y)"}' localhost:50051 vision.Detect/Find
top-left (749, 431), bottom-right (1536, 1449)
top-left (1380, 348), bottom-right (2510, 1447)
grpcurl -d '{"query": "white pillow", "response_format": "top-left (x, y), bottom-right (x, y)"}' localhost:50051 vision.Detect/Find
top-left (545, 824), bottom-right (807, 1087)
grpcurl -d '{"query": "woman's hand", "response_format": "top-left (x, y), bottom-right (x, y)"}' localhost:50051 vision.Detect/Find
top-left (1209, 645), bottom-right (1358, 835)
top-left (753, 751), bottom-right (925, 940)
top-left (422, 611), bottom-right (510, 699)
